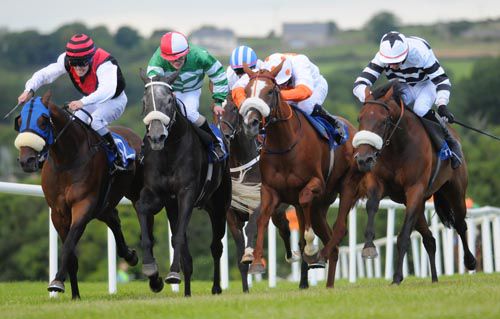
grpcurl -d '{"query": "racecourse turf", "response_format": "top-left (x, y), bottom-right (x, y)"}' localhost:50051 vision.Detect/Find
top-left (1, 273), bottom-right (499, 319)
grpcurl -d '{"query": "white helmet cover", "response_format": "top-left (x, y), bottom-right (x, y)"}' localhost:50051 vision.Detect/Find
top-left (262, 53), bottom-right (292, 85)
top-left (378, 31), bottom-right (409, 64)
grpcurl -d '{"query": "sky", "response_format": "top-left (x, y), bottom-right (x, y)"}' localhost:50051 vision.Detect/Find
top-left (1, 0), bottom-right (500, 37)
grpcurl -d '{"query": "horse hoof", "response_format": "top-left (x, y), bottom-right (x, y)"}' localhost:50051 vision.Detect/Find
top-left (212, 285), bottom-right (222, 295)
top-left (302, 251), bottom-right (321, 265)
top-left (465, 256), bottom-right (477, 270)
top-left (241, 248), bottom-right (254, 265)
top-left (125, 249), bottom-right (139, 266)
top-left (142, 262), bottom-right (159, 277)
top-left (362, 246), bottom-right (378, 259)
top-left (248, 263), bottom-right (265, 274)
top-left (308, 259), bottom-right (326, 269)
top-left (285, 251), bottom-right (301, 264)
top-left (48, 280), bottom-right (65, 293)
top-left (149, 276), bottom-right (164, 293)
top-left (165, 272), bottom-right (182, 284)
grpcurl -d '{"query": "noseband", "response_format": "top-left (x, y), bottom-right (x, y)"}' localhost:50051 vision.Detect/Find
top-left (143, 80), bottom-right (177, 131)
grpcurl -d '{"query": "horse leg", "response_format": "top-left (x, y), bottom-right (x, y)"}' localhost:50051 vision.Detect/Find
top-left (249, 185), bottom-right (280, 274)
top-left (98, 208), bottom-right (138, 266)
top-left (272, 204), bottom-right (299, 263)
top-left (208, 205), bottom-right (226, 295)
top-left (299, 177), bottom-right (324, 265)
top-left (134, 188), bottom-right (164, 292)
top-left (227, 209), bottom-right (249, 293)
top-left (414, 213), bottom-right (438, 282)
top-left (363, 186), bottom-right (383, 259)
top-left (295, 205), bottom-right (309, 289)
top-left (242, 204), bottom-right (260, 264)
top-left (393, 186), bottom-right (425, 285)
top-left (180, 232), bottom-right (193, 297)
top-left (166, 188), bottom-right (196, 295)
top-left (50, 201), bottom-right (92, 299)
top-left (48, 210), bottom-right (71, 295)
top-left (309, 203), bottom-right (331, 269)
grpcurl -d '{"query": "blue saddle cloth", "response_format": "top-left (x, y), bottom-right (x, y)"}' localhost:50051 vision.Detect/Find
top-left (208, 124), bottom-right (228, 163)
top-left (438, 141), bottom-right (454, 161)
top-left (104, 132), bottom-right (136, 167)
top-left (297, 108), bottom-right (348, 149)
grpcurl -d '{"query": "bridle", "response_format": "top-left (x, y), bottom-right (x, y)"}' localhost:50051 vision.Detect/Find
top-left (143, 80), bottom-right (177, 132)
top-left (362, 98), bottom-right (405, 152)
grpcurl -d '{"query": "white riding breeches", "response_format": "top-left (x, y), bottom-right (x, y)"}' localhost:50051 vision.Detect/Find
top-left (174, 88), bottom-right (202, 123)
top-left (75, 91), bottom-right (127, 135)
top-left (399, 80), bottom-right (437, 117)
top-left (296, 75), bottom-right (328, 115)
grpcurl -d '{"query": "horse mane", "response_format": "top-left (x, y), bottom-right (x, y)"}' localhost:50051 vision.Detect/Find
top-left (371, 80), bottom-right (403, 103)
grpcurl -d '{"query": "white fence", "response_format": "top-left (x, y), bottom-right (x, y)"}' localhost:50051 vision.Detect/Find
top-left (1, 181), bottom-right (499, 294)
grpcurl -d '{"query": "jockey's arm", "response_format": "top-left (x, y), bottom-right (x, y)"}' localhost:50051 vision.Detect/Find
top-left (25, 53), bottom-right (67, 93)
top-left (280, 84), bottom-right (312, 102)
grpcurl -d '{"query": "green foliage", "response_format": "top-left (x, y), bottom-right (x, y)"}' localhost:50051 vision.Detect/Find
top-left (364, 11), bottom-right (401, 43)
top-left (115, 26), bottom-right (141, 49)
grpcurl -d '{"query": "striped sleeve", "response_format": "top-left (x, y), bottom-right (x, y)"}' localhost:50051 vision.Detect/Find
top-left (423, 52), bottom-right (451, 106)
top-left (146, 48), bottom-right (166, 77)
top-left (204, 54), bottom-right (228, 104)
top-left (353, 57), bottom-right (384, 89)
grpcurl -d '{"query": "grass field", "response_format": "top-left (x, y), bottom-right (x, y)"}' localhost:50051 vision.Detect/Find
top-left (1, 273), bottom-right (500, 319)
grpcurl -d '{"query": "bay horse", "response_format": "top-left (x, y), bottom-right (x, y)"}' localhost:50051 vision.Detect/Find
top-left (136, 70), bottom-right (231, 297)
top-left (14, 92), bottom-right (142, 299)
top-left (238, 64), bottom-right (359, 287)
top-left (221, 99), bottom-right (307, 291)
top-left (347, 81), bottom-right (476, 284)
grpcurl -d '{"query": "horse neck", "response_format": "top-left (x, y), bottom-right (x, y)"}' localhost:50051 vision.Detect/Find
top-left (48, 105), bottom-right (92, 163)
top-left (265, 100), bottom-right (299, 148)
top-left (385, 105), bottom-right (416, 154)
top-left (165, 108), bottom-right (192, 145)
top-left (231, 129), bottom-right (259, 164)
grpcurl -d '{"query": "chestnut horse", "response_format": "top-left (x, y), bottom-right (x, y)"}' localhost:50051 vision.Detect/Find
top-left (15, 92), bottom-right (142, 299)
top-left (338, 81), bottom-right (476, 284)
top-left (238, 65), bottom-right (359, 287)
top-left (221, 99), bottom-right (307, 291)
top-left (135, 71), bottom-right (231, 296)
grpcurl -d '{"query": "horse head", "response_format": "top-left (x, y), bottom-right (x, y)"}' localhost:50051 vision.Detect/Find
top-left (14, 91), bottom-right (55, 172)
top-left (353, 81), bottom-right (404, 172)
top-left (239, 61), bottom-right (284, 138)
top-left (220, 98), bottom-right (241, 141)
top-left (140, 68), bottom-right (179, 151)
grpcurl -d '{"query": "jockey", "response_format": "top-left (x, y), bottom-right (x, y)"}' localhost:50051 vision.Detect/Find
top-left (232, 52), bottom-right (344, 143)
top-left (147, 31), bottom-right (228, 160)
top-left (17, 33), bottom-right (128, 172)
top-left (353, 31), bottom-right (462, 169)
top-left (227, 45), bottom-right (263, 90)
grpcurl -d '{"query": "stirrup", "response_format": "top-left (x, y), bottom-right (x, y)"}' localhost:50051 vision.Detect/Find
top-left (212, 145), bottom-right (225, 161)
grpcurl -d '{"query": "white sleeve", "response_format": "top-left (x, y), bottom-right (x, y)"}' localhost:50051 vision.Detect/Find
top-left (233, 74), bottom-right (250, 90)
top-left (291, 55), bottom-right (314, 90)
top-left (80, 61), bottom-right (118, 105)
top-left (25, 53), bottom-right (67, 92)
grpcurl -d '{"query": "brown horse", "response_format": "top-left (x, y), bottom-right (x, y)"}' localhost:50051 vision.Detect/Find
top-left (335, 81), bottom-right (476, 284)
top-left (15, 92), bottom-right (142, 299)
top-left (221, 99), bottom-right (306, 291)
top-left (238, 65), bottom-right (359, 287)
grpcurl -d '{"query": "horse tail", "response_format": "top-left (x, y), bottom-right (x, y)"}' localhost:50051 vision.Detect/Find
top-left (433, 191), bottom-right (455, 228)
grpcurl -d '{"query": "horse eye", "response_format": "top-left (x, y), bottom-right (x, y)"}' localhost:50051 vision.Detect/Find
top-left (38, 116), bottom-right (49, 130)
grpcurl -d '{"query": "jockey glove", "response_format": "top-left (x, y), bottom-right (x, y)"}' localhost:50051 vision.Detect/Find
top-left (437, 105), bottom-right (455, 123)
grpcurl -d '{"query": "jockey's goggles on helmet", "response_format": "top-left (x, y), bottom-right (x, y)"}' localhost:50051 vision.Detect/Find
top-left (233, 65), bottom-right (255, 76)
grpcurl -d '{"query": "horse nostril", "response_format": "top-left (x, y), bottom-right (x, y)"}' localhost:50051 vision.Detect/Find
top-left (251, 119), bottom-right (259, 128)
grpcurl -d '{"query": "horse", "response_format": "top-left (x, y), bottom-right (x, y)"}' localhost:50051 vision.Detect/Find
top-left (221, 99), bottom-right (307, 291)
top-left (135, 70), bottom-right (232, 297)
top-left (347, 81), bottom-right (476, 284)
top-left (238, 64), bottom-right (359, 287)
top-left (14, 92), bottom-right (142, 299)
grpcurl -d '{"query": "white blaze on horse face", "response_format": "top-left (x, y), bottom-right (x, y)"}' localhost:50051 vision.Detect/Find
top-left (250, 79), bottom-right (267, 98)
top-left (352, 130), bottom-right (384, 150)
top-left (304, 227), bottom-right (318, 256)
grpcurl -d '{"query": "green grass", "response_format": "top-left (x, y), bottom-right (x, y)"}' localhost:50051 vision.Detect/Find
top-left (1, 273), bottom-right (500, 319)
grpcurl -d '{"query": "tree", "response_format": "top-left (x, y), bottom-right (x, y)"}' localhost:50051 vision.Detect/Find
top-left (115, 26), bottom-right (141, 49)
top-left (364, 11), bottom-right (400, 43)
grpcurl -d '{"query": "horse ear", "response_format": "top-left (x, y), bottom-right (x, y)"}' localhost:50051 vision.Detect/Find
top-left (139, 68), bottom-right (149, 83)
top-left (243, 63), bottom-right (256, 77)
top-left (165, 70), bottom-right (180, 85)
top-left (269, 60), bottom-right (284, 78)
top-left (383, 86), bottom-right (394, 100)
top-left (41, 90), bottom-right (51, 107)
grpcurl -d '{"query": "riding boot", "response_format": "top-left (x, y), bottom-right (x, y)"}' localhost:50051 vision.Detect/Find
top-left (103, 132), bottom-right (127, 172)
top-left (312, 104), bottom-right (344, 144)
top-left (198, 120), bottom-right (225, 161)
top-left (424, 111), bottom-right (462, 169)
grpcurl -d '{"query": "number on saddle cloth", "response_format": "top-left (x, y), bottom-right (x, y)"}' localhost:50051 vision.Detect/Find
top-left (103, 132), bottom-right (136, 167)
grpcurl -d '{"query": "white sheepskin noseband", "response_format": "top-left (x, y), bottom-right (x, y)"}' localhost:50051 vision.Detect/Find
top-left (352, 130), bottom-right (384, 150)
top-left (143, 110), bottom-right (171, 126)
top-left (239, 97), bottom-right (270, 118)
top-left (14, 132), bottom-right (46, 151)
